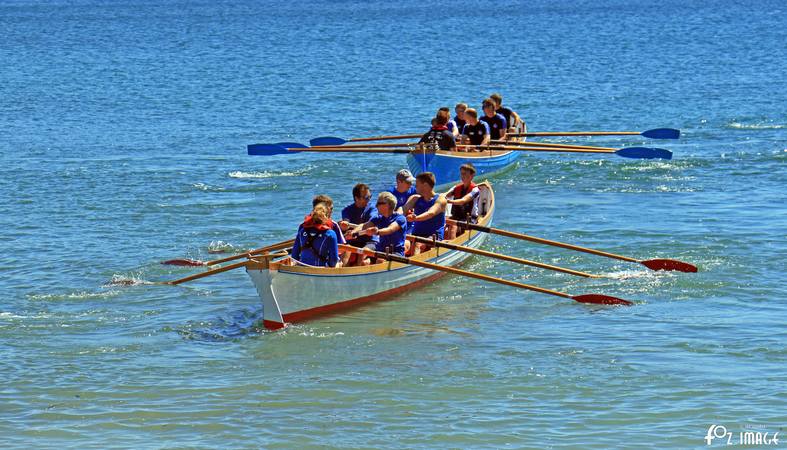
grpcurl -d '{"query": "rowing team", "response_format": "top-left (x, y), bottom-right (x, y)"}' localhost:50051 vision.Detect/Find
top-left (290, 164), bottom-right (480, 268)
top-left (419, 93), bottom-right (524, 151)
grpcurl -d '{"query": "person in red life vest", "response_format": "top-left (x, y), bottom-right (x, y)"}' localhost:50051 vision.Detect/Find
top-left (291, 203), bottom-right (339, 267)
top-left (418, 110), bottom-right (456, 151)
top-left (444, 163), bottom-right (481, 240)
top-left (340, 183), bottom-right (379, 266)
top-left (453, 103), bottom-right (468, 136)
top-left (459, 108), bottom-right (490, 150)
top-left (480, 98), bottom-right (507, 141)
top-left (312, 194), bottom-right (346, 245)
top-left (403, 172), bottom-right (447, 255)
top-left (490, 93), bottom-right (521, 134)
top-left (355, 192), bottom-right (409, 261)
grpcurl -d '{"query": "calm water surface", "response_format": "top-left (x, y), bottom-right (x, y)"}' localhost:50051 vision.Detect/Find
top-left (1, 0), bottom-right (785, 448)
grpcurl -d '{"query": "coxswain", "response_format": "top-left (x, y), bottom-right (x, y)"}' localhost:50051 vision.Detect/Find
top-left (340, 183), bottom-right (379, 266)
top-left (403, 172), bottom-right (447, 254)
top-left (453, 103), bottom-right (468, 134)
top-left (459, 108), bottom-right (490, 149)
top-left (490, 93), bottom-right (521, 133)
top-left (418, 110), bottom-right (457, 151)
top-left (356, 192), bottom-right (409, 260)
top-left (291, 203), bottom-right (339, 267)
top-left (480, 98), bottom-right (507, 141)
top-left (444, 163), bottom-right (481, 240)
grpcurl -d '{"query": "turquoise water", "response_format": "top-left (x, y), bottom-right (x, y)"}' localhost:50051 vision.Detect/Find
top-left (2, 0), bottom-right (785, 448)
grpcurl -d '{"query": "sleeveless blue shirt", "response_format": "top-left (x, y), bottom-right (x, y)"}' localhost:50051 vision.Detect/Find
top-left (411, 194), bottom-right (445, 239)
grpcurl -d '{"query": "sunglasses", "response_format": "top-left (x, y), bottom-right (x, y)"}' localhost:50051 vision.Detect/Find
top-left (364, 195), bottom-right (372, 201)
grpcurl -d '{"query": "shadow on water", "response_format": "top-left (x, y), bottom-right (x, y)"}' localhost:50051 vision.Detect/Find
top-left (175, 307), bottom-right (268, 341)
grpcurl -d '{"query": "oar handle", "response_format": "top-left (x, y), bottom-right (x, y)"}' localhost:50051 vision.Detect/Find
top-left (206, 239), bottom-right (295, 266)
top-left (407, 235), bottom-right (598, 278)
top-left (448, 220), bottom-right (639, 263)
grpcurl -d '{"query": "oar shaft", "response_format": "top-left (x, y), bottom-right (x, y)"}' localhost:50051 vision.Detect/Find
top-left (206, 239), bottom-right (294, 266)
top-left (341, 245), bottom-right (572, 299)
top-left (289, 147), bottom-right (413, 154)
top-left (167, 259), bottom-right (251, 285)
top-left (465, 145), bottom-right (615, 154)
top-left (349, 133), bottom-right (422, 142)
top-left (493, 141), bottom-right (618, 151)
top-left (510, 131), bottom-right (642, 137)
top-left (313, 142), bottom-right (418, 148)
top-left (448, 220), bottom-right (639, 263)
top-left (407, 235), bottom-right (597, 278)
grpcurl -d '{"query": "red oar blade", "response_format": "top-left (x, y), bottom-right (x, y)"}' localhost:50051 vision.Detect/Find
top-left (641, 258), bottom-right (698, 273)
top-left (161, 259), bottom-right (206, 267)
top-left (572, 294), bottom-right (634, 306)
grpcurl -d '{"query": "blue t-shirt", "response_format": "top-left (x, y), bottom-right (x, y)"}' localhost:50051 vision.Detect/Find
top-left (461, 121), bottom-right (490, 146)
top-left (411, 195), bottom-right (445, 240)
top-left (480, 113), bottom-right (507, 140)
top-left (291, 226), bottom-right (339, 267)
top-left (341, 203), bottom-right (379, 244)
top-left (371, 213), bottom-right (407, 256)
top-left (389, 186), bottom-right (417, 210)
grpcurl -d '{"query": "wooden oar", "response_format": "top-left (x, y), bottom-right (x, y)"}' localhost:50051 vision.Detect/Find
top-left (310, 134), bottom-right (422, 146)
top-left (248, 143), bottom-right (415, 156)
top-left (470, 144), bottom-right (672, 160)
top-left (166, 251), bottom-right (289, 285)
top-left (507, 128), bottom-right (680, 139)
top-left (407, 235), bottom-right (599, 278)
top-left (162, 239), bottom-right (294, 266)
top-left (448, 219), bottom-right (697, 273)
top-left (493, 140), bottom-right (658, 151)
top-left (341, 245), bottom-right (633, 306)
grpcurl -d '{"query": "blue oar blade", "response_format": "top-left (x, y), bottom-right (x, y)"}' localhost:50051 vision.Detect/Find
top-left (310, 136), bottom-right (347, 146)
top-left (615, 147), bottom-right (673, 160)
top-left (247, 144), bottom-right (290, 156)
top-left (641, 128), bottom-right (680, 139)
top-left (275, 142), bottom-right (309, 149)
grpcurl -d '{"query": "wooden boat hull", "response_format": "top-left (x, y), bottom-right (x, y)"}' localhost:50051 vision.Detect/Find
top-left (246, 182), bottom-right (495, 330)
top-left (407, 149), bottom-right (519, 186)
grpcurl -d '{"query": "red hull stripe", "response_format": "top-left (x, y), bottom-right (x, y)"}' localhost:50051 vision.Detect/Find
top-left (263, 271), bottom-right (448, 328)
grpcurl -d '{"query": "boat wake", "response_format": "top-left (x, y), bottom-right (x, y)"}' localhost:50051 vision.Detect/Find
top-left (103, 274), bottom-right (155, 287)
top-left (175, 308), bottom-right (266, 341)
top-left (726, 120), bottom-right (786, 130)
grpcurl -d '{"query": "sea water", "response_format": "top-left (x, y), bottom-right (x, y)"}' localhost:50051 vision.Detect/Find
top-left (1, 0), bottom-right (785, 448)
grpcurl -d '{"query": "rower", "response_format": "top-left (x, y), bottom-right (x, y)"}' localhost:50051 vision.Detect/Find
top-left (355, 192), bottom-right (409, 260)
top-left (440, 107), bottom-right (459, 137)
top-left (418, 110), bottom-right (457, 151)
top-left (312, 194), bottom-right (346, 245)
top-left (403, 172), bottom-right (447, 255)
top-left (340, 183), bottom-right (379, 266)
top-left (444, 163), bottom-right (480, 240)
top-left (291, 203), bottom-right (339, 267)
top-left (459, 108), bottom-right (490, 149)
top-left (480, 98), bottom-right (507, 141)
top-left (453, 103), bottom-right (468, 135)
top-left (490, 93), bottom-right (521, 134)
top-left (389, 169), bottom-right (417, 254)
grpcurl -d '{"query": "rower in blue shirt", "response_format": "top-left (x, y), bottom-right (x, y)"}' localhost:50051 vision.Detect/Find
top-left (480, 98), bottom-right (507, 141)
top-left (340, 183), bottom-right (378, 266)
top-left (403, 172), bottom-right (447, 255)
top-left (355, 192), bottom-right (408, 258)
top-left (389, 169), bottom-right (417, 255)
top-left (291, 204), bottom-right (339, 267)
